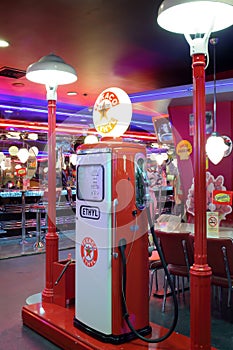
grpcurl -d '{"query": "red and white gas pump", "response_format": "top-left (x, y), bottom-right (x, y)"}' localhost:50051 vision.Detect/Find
top-left (74, 139), bottom-right (151, 343)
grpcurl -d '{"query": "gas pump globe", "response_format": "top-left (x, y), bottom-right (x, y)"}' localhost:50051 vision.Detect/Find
top-left (93, 87), bottom-right (132, 138)
top-left (74, 88), bottom-right (152, 343)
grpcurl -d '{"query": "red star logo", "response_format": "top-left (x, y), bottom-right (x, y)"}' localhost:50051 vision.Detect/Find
top-left (85, 245), bottom-right (92, 257)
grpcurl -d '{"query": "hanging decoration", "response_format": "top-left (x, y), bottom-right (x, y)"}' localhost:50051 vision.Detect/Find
top-left (206, 38), bottom-right (232, 164)
top-left (17, 148), bottom-right (29, 163)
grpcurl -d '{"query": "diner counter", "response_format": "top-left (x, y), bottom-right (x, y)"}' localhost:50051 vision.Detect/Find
top-left (154, 222), bottom-right (233, 239)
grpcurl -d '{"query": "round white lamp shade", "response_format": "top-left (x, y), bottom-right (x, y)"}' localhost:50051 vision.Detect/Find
top-left (0, 152), bottom-right (5, 162)
top-left (9, 145), bottom-right (19, 156)
top-left (206, 133), bottom-right (228, 165)
top-left (70, 153), bottom-right (77, 166)
top-left (157, 0), bottom-right (233, 34)
top-left (150, 153), bottom-right (157, 161)
top-left (17, 148), bottom-right (30, 163)
top-left (93, 87), bottom-right (132, 138)
top-left (26, 53), bottom-right (77, 86)
top-left (156, 153), bottom-right (165, 165)
top-left (27, 133), bottom-right (38, 140)
top-left (29, 146), bottom-right (39, 157)
top-left (84, 135), bottom-right (99, 144)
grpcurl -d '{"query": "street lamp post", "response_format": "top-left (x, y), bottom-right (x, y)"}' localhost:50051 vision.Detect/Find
top-left (26, 54), bottom-right (77, 302)
top-left (157, 1), bottom-right (233, 349)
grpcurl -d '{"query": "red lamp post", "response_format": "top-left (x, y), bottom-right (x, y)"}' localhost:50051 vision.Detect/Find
top-left (26, 54), bottom-right (77, 302)
top-left (190, 50), bottom-right (212, 349)
top-left (43, 95), bottom-right (58, 302)
top-left (157, 1), bottom-right (233, 349)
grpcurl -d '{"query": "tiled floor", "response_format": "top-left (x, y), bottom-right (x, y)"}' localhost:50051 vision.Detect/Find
top-left (0, 237), bottom-right (233, 349)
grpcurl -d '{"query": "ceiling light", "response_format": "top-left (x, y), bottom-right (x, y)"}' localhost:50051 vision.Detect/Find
top-left (150, 153), bottom-right (157, 161)
top-left (157, 0), bottom-right (233, 34)
top-left (26, 53), bottom-right (77, 87)
top-left (6, 131), bottom-right (20, 139)
top-left (0, 39), bottom-right (9, 47)
top-left (70, 153), bottom-right (77, 166)
top-left (0, 160), bottom-right (6, 170)
top-left (155, 153), bottom-right (165, 166)
top-left (12, 82), bottom-right (25, 87)
top-left (9, 145), bottom-right (19, 156)
top-left (0, 151), bottom-right (5, 162)
top-left (67, 91), bottom-right (78, 96)
top-left (17, 148), bottom-right (29, 163)
top-left (29, 146), bottom-right (39, 157)
top-left (27, 133), bottom-right (38, 140)
top-left (84, 135), bottom-right (98, 144)
top-left (206, 132), bottom-right (228, 165)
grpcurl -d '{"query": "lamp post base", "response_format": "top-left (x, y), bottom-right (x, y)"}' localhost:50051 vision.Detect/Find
top-left (190, 264), bottom-right (212, 350)
top-left (42, 232), bottom-right (59, 303)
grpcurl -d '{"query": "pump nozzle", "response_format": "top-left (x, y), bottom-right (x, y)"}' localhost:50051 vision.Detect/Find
top-left (137, 166), bottom-right (151, 208)
top-left (119, 238), bottom-right (127, 250)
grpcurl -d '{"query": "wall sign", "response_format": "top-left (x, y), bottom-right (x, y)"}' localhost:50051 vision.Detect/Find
top-left (207, 211), bottom-right (219, 235)
top-left (152, 114), bottom-right (173, 144)
top-left (212, 190), bottom-right (233, 206)
top-left (176, 140), bottom-right (192, 160)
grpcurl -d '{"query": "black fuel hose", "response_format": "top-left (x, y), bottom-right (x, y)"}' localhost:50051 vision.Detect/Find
top-left (118, 206), bottom-right (178, 343)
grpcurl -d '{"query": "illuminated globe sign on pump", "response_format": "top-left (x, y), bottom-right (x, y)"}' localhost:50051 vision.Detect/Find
top-left (93, 87), bottom-right (132, 138)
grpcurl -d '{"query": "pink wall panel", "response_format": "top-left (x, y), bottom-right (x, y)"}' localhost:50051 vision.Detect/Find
top-left (169, 100), bottom-right (233, 222)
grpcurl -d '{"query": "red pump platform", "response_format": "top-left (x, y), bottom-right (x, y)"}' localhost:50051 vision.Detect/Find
top-left (22, 302), bottom-right (197, 350)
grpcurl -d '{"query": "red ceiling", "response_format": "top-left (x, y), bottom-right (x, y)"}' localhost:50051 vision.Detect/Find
top-left (0, 1), bottom-right (232, 112)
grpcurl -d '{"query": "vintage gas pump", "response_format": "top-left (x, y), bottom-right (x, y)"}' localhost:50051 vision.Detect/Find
top-left (74, 87), bottom-right (178, 344)
top-left (74, 139), bottom-right (151, 343)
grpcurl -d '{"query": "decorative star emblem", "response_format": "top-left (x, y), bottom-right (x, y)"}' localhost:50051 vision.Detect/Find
top-left (98, 100), bottom-right (110, 120)
top-left (85, 245), bottom-right (92, 258)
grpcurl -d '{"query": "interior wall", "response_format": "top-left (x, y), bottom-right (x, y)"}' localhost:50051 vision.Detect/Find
top-left (169, 100), bottom-right (233, 221)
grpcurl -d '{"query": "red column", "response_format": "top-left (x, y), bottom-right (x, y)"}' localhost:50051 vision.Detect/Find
top-left (42, 99), bottom-right (59, 303)
top-left (190, 53), bottom-right (212, 349)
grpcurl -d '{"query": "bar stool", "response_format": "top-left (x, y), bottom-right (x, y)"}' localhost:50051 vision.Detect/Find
top-left (30, 203), bottom-right (46, 250)
top-left (30, 188), bottom-right (62, 249)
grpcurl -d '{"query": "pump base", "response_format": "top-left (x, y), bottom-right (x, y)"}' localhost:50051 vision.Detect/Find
top-left (22, 302), bottom-right (217, 349)
top-left (74, 317), bottom-right (152, 344)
